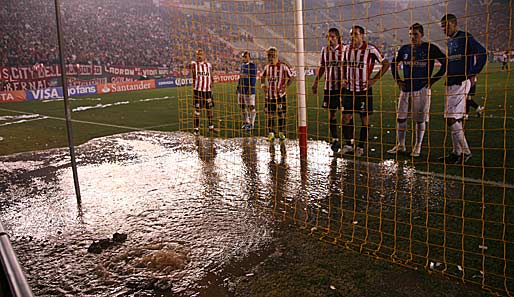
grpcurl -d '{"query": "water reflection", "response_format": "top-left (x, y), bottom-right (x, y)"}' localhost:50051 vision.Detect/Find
top-left (241, 137), bottom-right (259, 202)
top-left (0, 131), bottom-right (493, 296)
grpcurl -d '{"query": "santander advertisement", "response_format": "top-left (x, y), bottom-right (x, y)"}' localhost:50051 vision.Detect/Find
top-left (97, 80), bottom-right (156, 94)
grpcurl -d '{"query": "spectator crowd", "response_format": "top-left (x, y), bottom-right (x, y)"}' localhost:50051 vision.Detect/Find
top-left (0, 0), bottom-right (510, 72)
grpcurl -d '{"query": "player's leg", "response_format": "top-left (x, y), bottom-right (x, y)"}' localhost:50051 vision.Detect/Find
top-left (265, 100), bottom-right (276, 141)
top-left (327, 90), bottom-right (341, 152)
top-left (411, 88), bottom-right (430, 157)
top-left (248, 94), bottom-right (256, 129)
top-left (341, 91), bottom-right (354, 154)
top-left (205, 92), bottom-right (217, 132)
top-left (388, 91), bottom-right (408, 154)
top-left (193, 90), bottom-right (201, 135)
top-left (441, 82), bottom-right (471, 163)
top-left (238, 93), bottom-right (248, 128)
top-left (356, 90), bottom-right (372, 156)
top-left (277, 96), bottom-right (287, 141)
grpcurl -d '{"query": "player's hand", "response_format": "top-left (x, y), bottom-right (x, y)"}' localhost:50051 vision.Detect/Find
top-left (396, 80), bottom-right (406, 91)
top-left (312, 83), bottom-right (318, 95)
top-left (470, 75), bottom-right (477, 85)
top-left (368, 78), bottom-right (378, 88)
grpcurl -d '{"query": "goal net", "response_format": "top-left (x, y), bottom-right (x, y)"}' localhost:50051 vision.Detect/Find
top-left (163, 0), bottom-right (513, 295)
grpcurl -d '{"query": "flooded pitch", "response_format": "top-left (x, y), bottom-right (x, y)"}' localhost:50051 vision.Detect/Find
top-left (0, 131), bottom-right (492, 296)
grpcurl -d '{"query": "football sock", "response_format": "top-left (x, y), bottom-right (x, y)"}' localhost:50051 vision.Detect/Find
top-left (249, 106), bottom-right (256, 126)
top-left (397, 120), bottom-right (407, 146)
top-left (330, 118), bottom-right (338, 139)
top-left (415, 122), bottom-right (426, 147)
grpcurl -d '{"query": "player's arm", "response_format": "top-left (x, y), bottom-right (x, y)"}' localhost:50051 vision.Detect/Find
top-left (369, 55), bottom-right (390, 87)
top-left (312, 65), bottom-right (325, 95)
top-left (390, 51), bottom-right (405, 90)
top-left (260, 66), bottom-right (268, 93)
top-left (312, 49), bottom-right (326, 94)
top-left (210, 67), bottom-right (214, 90)
top-left (429, 44), bottom-right (447, 88)
top-left (468, 35), bottom-right (487, 77)
top-left (190, 62), bottom-right (197, 86)
top-left (285, 70), bottom-right (296, 89)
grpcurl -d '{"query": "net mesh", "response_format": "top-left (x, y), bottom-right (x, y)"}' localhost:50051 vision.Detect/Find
top-left (0, 0), bottom-right (512, 295)
top-left (164, 0), bottom-right (513, 295)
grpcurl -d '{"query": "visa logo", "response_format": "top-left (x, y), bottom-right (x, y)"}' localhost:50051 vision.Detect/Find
top-left (28, 88), bottom-right (61, 100)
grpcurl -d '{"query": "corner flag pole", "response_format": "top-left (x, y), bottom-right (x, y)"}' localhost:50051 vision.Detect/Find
top-left (55, 0), bottom-right (81, 204)
top-left (294, 0), bottom-right (307, 158)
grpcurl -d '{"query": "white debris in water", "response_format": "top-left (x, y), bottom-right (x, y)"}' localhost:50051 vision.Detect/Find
top-left (478, 245), bottom-right (488, 250)
top-left (373, 136), bottom-right (378, 140)
top-left (386, 130), bottom-right (390, 134)
top-left (370, 148), bottom-right (376, 152)
top-left (310, 227), bottom-right (317, 232)
top-left (429, 262), bottom-right (434, 269)
top-left (457, 265), bottom-right (463, 271)
top-left (352, 221), bottom-right (358, 225)
top-left (330, 285), bottom-right (336, 290)
top-left (245, 273), bottom-right (254, 277)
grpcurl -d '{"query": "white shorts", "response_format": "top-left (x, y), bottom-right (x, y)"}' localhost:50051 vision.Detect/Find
top-left (445, 79), bottom-right (471, 119)
top-left (238, 93), bottom-right (255, 106)
top-left (397, 87), bottom-right (431, 122)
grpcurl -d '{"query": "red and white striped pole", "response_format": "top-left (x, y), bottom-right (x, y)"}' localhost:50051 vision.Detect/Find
top-left (294, 0), bottom-right (307, 158)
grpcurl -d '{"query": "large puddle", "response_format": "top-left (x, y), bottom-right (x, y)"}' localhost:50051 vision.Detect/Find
top-left (0, 131), bottom-right (505, 296)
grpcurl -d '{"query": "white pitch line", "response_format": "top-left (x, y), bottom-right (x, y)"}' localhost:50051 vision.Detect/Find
top-left (0, 107), bottom-right (147, 131)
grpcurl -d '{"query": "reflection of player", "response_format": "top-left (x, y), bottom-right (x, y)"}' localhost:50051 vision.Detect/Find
top-left (388, 23), bottom-right (446, 157)
top-left (268, 143), bottom-right (288, 214)
top-left (195, 137), bottom-right (217, 164)
top-left (465, 76), bottom-right (484, 119)
top-left (439, 14), bottom-right (486, 164)
top-left (191, 49), bottom-right (217, 136)
top-left (195, 137), bottom-right (219, 194)
top-left (261, 47), bottom-right (295, 143)
top-left (241, 137), bottom-right (259, 199)
top-left (237, 51), bottom-right (257, 130)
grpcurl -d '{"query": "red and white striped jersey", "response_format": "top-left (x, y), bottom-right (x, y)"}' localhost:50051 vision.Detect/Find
top-left (342, 41), bottom-right (384, 92)
top-left (191, 61), bottom-right (212, 92)
top-left (319, 43), bottom-right (344, 90)
top-left (262, 61), bottom-right (295, 99)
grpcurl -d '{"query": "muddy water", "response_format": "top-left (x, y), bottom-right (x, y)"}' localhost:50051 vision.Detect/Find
top-left (0, 131), bottom-right (467, 296)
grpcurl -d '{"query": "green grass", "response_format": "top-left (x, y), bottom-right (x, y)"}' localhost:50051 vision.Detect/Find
top-left (1, 64), bottom-right (512, 181)
top-left (1, 63), bottom-right (512, 295)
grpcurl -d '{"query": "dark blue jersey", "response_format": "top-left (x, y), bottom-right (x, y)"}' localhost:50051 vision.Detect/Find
top-left (237, 62), bottom-right (257, 95)
top-left (446, 30), bottom-right (486, 86)
top-left (391, 42), bottom-right (447, 92)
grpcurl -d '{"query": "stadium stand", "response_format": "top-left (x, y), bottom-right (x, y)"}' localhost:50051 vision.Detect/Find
top-left (0, 0), bottom-right (510, 70)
